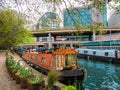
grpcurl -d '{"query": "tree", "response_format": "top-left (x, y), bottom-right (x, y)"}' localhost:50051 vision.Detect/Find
top-left (0, 9), bottom-right (34, 49)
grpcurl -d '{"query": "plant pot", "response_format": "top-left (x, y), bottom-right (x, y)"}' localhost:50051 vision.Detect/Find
top-left (6, 66), bottom-right (12, 76)
top-left (11, 71), bottom-right (16, 80)
top-left (41, 88), bottom-right (47, 90)
top-left (15, 75), bottom-right (20, 84)
top-left (28, 83), bottom-right (40, 90)
top-left (7, 66), bottom-right (11, 75)
top-left (45, 85), bottom-right (60, 90)
top-left (20, 78), bottom-right (28, 89)
top-left (52, 86), bottom-right (60, 90)
top-left (28, 80), bottom-right (45, 90)
top-left (39, 80), bottom-right (45, 89)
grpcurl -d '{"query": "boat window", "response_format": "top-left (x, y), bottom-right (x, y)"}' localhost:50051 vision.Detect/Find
top-left (105, 52), bottom-right (109, 56)
top-left (65, 54), bottom-right (76, 66)
top-left (27, 55), bottom-right (31, 59)
top-left (93, 51), bottom-right (96, 55)
top-left (30, 55), bottom-right (33, 59)
top-left (56, 55), bottom-right (62, 67)
top-left (77, 50), bottom-right (79, 53)
top-left (27, 55), bottom-right (30, 58)
top-left (41, 57), bottom-right (46, 63)
top-left (27, 55), bottom-right (29, 58)
top-left (84, 50), bottom-right (88, 54)
top-left (35, 56), bottom-right (38, 61)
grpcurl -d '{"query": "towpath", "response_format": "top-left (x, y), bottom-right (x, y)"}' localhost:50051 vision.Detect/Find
top-left (0, 52), bottom-right (27, 90)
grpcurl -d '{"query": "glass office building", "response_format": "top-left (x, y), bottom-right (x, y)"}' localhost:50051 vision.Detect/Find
top-left (64, 8), bottom-right (92, 28)
top-left (63, 5), bottom-right (108, 28)
top-left (38, 12), bottom-right (59, 29)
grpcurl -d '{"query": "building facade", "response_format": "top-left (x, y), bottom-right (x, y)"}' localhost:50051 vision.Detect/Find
top-left (64, 7), bottom-right (92, 28)
top-left (37, 12), bottom-right (60, 30)
top-left (108, 6), bottom-right (120, 26)
top-left (64, 5), bottom-right (108, 28)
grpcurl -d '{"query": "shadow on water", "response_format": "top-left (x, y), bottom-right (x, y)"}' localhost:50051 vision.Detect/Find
top-left (78, 58), bottom-right (120, 90)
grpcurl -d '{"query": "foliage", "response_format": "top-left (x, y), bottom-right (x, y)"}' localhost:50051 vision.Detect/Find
top-left (6, 54), bottom-right (23, 74)
top-left (89, 0), bottom-right (105, 12)
top-left (6, 54), bottom-right (22, 73)
top-left (47, 70), bottom-right (60, 90)
top-left (63, 66), bottom-right (72, 70)
top-left (29, 74), bottom-right (43, 84)
top-left (0, 50), bottom-right (7, 52)
top-left (62, 85), bottom-right (77, 90)
top-left (6, 55), bottom-right (16, 67)
top-left (43, 0), bottom-right (62, 4)
top-left (0, 9), bottom-right (34, 49)
top-left (19, 67), bottom-right (33, 78)
top-left (12, 64), bottom-right (21, 73)
top-left (87, 22), bottom-right (104, 34)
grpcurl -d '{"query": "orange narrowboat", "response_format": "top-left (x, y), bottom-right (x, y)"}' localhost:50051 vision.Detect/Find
top-left (22, 48), bottom-right (85, 84)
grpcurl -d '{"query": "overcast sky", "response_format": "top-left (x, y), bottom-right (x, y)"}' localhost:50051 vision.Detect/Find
top-left (1, 0), bottom-right (91, 24)
top-left (2, 0), bottom-right (118, 24)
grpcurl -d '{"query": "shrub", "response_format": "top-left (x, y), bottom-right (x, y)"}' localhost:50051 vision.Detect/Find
top-left (19, 67), bottom-right (33, 78)
top-left (29, 74), bottom-right (43, 84)
top-left (47, 70), bottom-right (60, 90)
top-left (62, 85), bottom-right (77, 90)
top-left (11, 64), bottom-right (21, 73)
top-left (6, 55), bottom-right (16, 68)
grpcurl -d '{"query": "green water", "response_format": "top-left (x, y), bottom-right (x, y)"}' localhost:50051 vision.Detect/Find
top-left (78, 59), bottom-right (120, 90)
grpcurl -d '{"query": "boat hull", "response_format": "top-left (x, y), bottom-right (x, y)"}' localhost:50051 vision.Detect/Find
top-left (24, 59), bottom-right (85, 85)
top-left (59, 69), bottom-right (85, 85)
top-left (78, 53), bottom-right (120, 64)
top-left (76, 48), bottom-right (120, 64)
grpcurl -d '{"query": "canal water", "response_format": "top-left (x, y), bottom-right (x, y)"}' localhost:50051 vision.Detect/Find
top-left (78, 58), bottom-right (120, 90)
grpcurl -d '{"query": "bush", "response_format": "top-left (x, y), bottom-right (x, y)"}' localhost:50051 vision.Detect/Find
top-left (29, 74), bottom-right (43, 84)
top-left (19, 67), bottom-right (33, 78)
top-left (12, 64), bottom-right (21, 73)
top-left (62, 85), bottom-right (77, 90)
top-left (6, 55), bottom-right (16, 68)
top-left (47, 70), bottom-right (60, 90)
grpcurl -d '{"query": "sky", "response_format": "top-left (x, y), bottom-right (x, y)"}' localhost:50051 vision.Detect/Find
top-left (1, 0), bottom-right (91, 24)
top-left (1, 0), bottom-right (119, 24)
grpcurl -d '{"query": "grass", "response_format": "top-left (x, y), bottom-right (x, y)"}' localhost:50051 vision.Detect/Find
top-left (0, 50), bottom-right (7, 52)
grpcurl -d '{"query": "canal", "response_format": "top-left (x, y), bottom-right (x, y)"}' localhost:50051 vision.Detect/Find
top-left (78, 59), bottom-right (120, 90)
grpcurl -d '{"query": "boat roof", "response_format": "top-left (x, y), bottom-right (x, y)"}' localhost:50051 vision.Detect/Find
top-left (53, 49), bottom-right (77, 55)
top-left (76, 48), bottom-right (119, 51)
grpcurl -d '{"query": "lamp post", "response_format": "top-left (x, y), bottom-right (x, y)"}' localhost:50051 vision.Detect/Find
top-left (109, 29), bottom-right (111, 49)
top-left (48, 33), bottom-right (52, 49)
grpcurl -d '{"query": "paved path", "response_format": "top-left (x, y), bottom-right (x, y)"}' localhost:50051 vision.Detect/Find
top-left (0, 52), bottom-right (27, 90)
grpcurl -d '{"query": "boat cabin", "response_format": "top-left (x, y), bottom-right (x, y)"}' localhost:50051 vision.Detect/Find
top-left (22, 49), bottom-right (78, 71)
top-left (52, 49), bottom-right (78, 70)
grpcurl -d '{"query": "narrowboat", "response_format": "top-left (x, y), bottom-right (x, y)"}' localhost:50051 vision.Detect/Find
top-left (76, 48), bottom-right (120, 63)
top-left (22, 48), bottom-right (86, 84)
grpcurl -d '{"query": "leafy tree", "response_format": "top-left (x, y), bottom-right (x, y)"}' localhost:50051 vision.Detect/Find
top-left (43, 0), bottom-right (62, 4)
top-left (0, 9), bottom-right (34, 49)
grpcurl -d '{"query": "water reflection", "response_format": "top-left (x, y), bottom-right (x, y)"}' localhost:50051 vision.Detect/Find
top-left (78, 59), bottom-right (120, 90)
